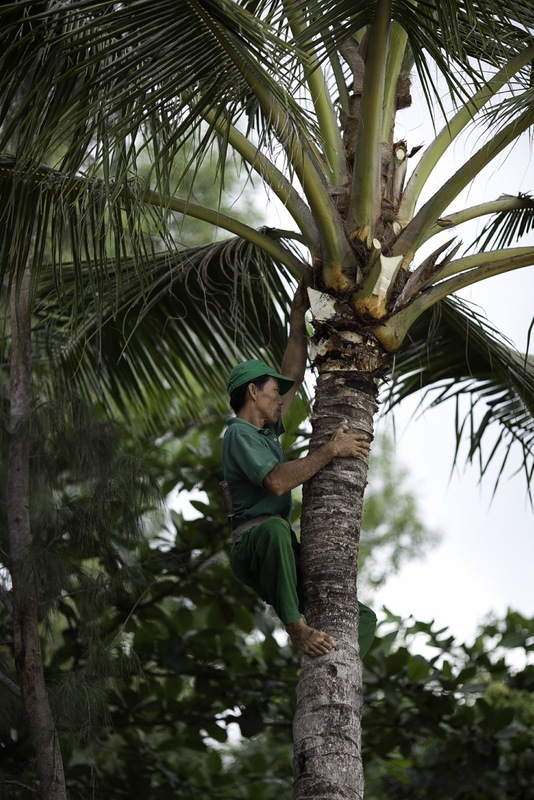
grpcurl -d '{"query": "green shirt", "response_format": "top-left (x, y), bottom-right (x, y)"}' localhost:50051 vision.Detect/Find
top-left (221, 417), bottom-right (291, 527)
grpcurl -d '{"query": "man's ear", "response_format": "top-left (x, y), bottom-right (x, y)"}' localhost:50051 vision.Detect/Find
top-left (246, 382), bottom-right (257, 401)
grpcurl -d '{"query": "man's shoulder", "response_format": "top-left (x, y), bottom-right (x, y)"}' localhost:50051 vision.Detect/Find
top-left (226, 417), bottom-right (255, 429)
top-left (223, 417), bottom-right (284, 451)
top-left (224, 417), bottom-right (258, 438)
top-left (224, 417), bottom-right (282, 439)
top-left (222, 419), bottom-right (257, 460)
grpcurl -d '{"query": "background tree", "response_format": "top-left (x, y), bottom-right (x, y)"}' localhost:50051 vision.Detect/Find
top-left (0, 394), bottom-right (161, 798)
top-left (1, 2), bottom-right (534, 799)
top-left (0, 19), bottom-right (269, 794)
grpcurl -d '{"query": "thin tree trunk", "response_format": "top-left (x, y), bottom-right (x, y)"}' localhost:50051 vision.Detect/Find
top-left (8, 274), bottom-right (67, 800)
top-left (293, 342), bottom-right (384, 800)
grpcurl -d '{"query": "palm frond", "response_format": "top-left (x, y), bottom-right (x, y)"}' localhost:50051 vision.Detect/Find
top-left (0, 1), bottom-right (320, 189)
top-left (387, 295), bottom-right (534, 493)
top-left (0, 154), bottom-right (168, 303)
top-left (468, 193), bottom-right (534, 252)
top-left (31, 236), bottom-right (298, 435)
top-left (293, 0), bottom-right (533, 112)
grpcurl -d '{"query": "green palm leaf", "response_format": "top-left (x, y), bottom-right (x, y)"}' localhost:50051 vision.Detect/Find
top-left (388, 295), bottom-right (534, 491)
top-left (0, 1), bottom-right (317, 181)
top-left (32, 237), bottom-right (297, 434)
top-left (292, 0), bottom-right (533, 102)
top-left (469, 193), bottom-right (534, 252)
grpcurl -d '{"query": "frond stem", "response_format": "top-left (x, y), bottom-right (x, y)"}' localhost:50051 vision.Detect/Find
top-left (424, 195), bottom-right (534, 241)
top-left (347, 0), bottom-right (392, 243)
top-left (430, 246), bottom-right (534, 284)
top-left (188, 0), bottom-right (350, 269)
top-left (397, 43), bottom-right (534, 226)
top-left (381, 21), bottom-right (409, 142)
top-left (380, 247), bottom-right (534, 350)
top-left (142, 189), bottom-right (306, 277)
top-left (393, 105), bottom-right (534, 266)
top-left (201, 106), bottom-right (318, 248)
top-left (283, 1), bottom-right (345, 185)
top-left (0, 670), bottom-right (21, 699)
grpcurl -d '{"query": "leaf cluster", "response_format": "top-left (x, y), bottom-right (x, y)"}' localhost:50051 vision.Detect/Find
top-left (388, 295), bottom-right (534, 495)
top-left (364, 609), bottom-right (534, 800)
top-left (0, 394), bottom-right (162, 760)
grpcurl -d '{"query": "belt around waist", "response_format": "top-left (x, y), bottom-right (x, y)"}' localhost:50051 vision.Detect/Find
top-left (231, 514), bottom-right (284, 542)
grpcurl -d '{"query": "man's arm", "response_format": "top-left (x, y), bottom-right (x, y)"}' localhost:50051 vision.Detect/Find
top-left (263, 424), bottom-right (371, 496)
top-left (280, 281), bottom-right (309, 418)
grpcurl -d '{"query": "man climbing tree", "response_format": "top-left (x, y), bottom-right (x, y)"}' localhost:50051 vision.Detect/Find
top-left (1, 4), bottom-right (533, 799)
top-left (222, 282), bottom-right (377, 658)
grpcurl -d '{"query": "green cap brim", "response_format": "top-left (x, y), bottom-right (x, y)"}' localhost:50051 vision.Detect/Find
top-left (227, 359), bottom-right (295, 395)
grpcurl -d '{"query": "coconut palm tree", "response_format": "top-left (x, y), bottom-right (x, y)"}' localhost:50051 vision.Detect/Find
top-left (1, 2), bottom-right (533, 799)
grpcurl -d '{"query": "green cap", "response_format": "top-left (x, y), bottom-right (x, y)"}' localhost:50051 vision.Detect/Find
top-left (226, 359), bottom-right (295, 396)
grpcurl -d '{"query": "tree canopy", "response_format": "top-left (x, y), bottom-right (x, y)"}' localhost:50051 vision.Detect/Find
top-left (0, 1), bottom-right (533, 478)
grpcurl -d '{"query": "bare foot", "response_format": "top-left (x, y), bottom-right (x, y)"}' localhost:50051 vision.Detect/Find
top-left (285, 619), bottom-right (337, 657)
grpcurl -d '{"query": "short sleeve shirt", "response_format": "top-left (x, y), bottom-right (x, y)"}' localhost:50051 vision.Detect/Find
top-left (221, 417), bottom-right (291, 527)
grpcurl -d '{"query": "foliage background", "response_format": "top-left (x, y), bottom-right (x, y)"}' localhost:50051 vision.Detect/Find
top-left (1, 403), bottom-right (532, 798)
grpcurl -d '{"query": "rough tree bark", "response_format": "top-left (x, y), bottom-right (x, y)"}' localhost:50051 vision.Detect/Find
top-left (293, 333), bottom-right (387, 800)
top-left (8, 273), bottom-right (67, 800)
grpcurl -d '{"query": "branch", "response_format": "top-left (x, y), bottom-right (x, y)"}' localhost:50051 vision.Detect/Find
top-left (0, 780), bottom-right (37, 795)
top-left (0, 582), bottom-right (13, 616)
top-left (142, 189), bottom-right (307, 277)
top-left (0, 670), bottom-right (21, 699)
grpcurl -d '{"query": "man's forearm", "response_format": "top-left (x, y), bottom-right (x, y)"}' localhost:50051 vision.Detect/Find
top-left (263, 442), bottom-right (336, 496)
top-left (263, 425), bottom-right (372, 496)
top-left (281, 326), bottom-right (307, 383)
top-left (281, 283), bottom-right (308, 382)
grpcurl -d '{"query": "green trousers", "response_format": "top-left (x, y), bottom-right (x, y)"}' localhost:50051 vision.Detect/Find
top-left (230, 516), bottom-right (377, 659)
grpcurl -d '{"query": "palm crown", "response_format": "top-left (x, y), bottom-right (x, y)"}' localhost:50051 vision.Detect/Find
top-left (0, 0), bottom-right (533, 481)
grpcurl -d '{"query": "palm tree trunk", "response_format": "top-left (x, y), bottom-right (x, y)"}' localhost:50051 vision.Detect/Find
top-left (293, 343), bottom-right (383, 800)
top-left (8, 274), bottom-right (67, 800)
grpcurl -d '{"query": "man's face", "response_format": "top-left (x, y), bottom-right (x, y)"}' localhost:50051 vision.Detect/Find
top-left (255, 377), bottom-right (283, 425)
